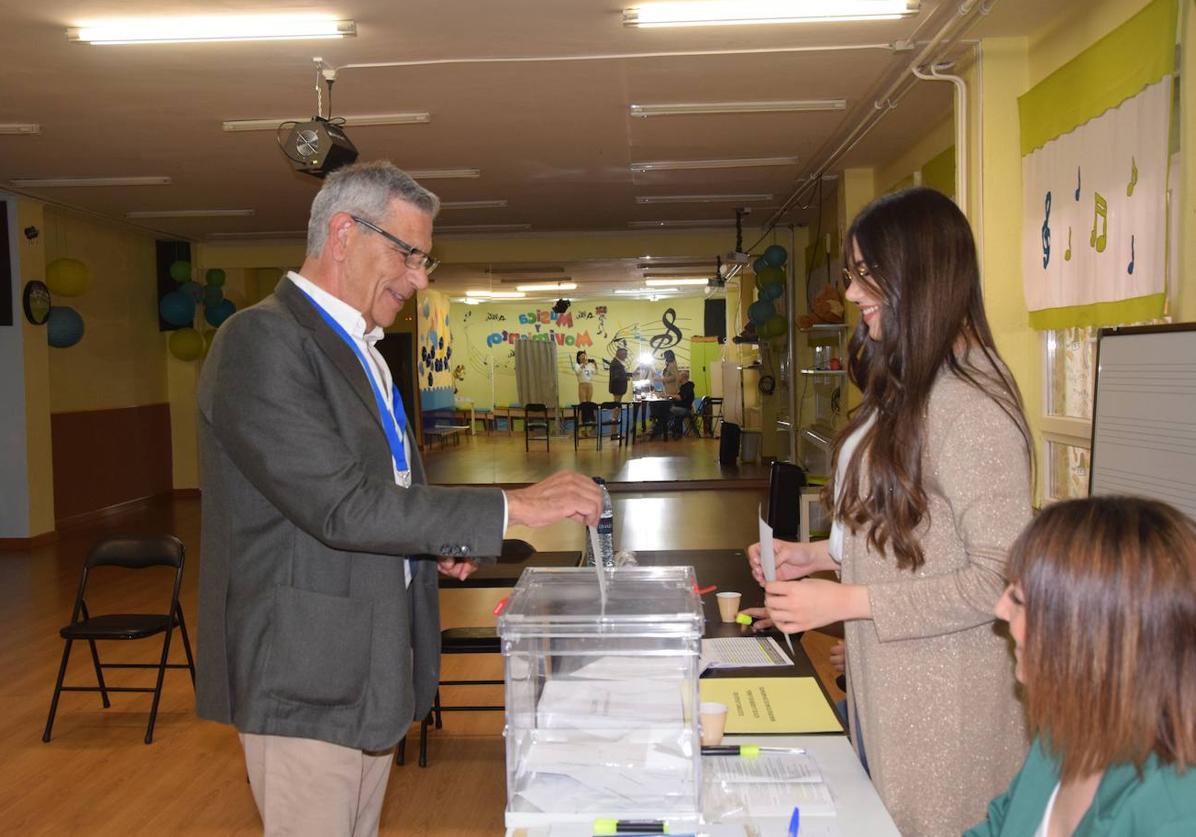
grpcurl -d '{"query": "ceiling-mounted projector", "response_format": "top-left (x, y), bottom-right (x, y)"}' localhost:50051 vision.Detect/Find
top-left (281, 117), bottom-right (359, 178)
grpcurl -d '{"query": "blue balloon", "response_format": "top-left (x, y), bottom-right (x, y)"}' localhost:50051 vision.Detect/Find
top-left (752, 256), bottom-right (769, 274)
top-left (203, 285), bottom-right (225, 308)
top-left (160, 291), bottom-right (196, 327)
top-left (748, 299), bottom-right (776, 326)
top-left (179, 281), bottom-right (205, 303)
top-left (759, 282), bottom-right (784, 302)
top-left (204, 298), bottom-right (236, 327)
top-left (764, 244), bottom-right (789, 267)
top-left (47, 306), bottom-right (85, 348)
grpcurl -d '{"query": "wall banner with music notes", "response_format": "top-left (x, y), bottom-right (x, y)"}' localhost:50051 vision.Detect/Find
top-left (1020, 77), bottom-right (1171, 330)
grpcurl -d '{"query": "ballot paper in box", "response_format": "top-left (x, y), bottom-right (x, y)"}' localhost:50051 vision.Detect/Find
top-left (497, 566), bottom-right (704, 829)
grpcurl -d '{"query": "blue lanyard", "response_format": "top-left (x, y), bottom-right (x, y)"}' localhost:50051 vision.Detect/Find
top-left (297, 288), bottom-right (409, 473)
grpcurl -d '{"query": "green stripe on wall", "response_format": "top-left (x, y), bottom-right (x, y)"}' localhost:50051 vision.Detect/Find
top-left (1019, 0), bottom-right (1177, 156)
top-left (1027, 292), bottom-right (1166, 330)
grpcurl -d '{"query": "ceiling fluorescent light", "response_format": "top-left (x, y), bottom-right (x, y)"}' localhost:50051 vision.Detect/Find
top-left (515, 282), bottom-right (578, 292)
top-left (645, 278), bottom-right (710, 286)
top-left (223, 113), bottom-right (429, 132)
top-left (0, 123), bottom-right (40, 135)
top-left (439, 200), bottom-right (509, 210)
top-left (465, 290), bottom-right (526, 299)
top-left (10, 176), bottom-right (171, 188)
top-left (623, 1), bottom-right (918, 27)
top-left (408, 168), bottom-right (481, 180)
top-left (630, 100), bottom-right (845, 117)
top-left (631, 156), bottom-right (798, 173)
top-left (636, 194), bottom-right (772, 205)
top-left (127, 209), bottom-right (255, 219)
top-left (69, 15), bottom-right (355, 45)
top-left (629, 219), bottom-right (737, 229)
top-left (437, 223), bottom-right (532, 233)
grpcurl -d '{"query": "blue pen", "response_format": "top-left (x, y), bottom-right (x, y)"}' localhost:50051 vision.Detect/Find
top-left (788, 806), bottom-right (801, 836)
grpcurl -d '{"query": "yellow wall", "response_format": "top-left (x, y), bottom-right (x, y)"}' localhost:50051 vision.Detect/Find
top-left (1182, 0), bottom-right (1196, 323)
top-left (43, 207), bottom-right (166, 413)
top-left (877, 116), bottom-right (956, 195)
top-left (19, 199), bottom-right (55, 534)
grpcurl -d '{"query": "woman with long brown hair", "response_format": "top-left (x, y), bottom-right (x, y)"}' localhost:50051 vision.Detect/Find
top-left (747, 187), bottom-right (1033, 835)
top-left (968, 496), bottom-right (1196, 835)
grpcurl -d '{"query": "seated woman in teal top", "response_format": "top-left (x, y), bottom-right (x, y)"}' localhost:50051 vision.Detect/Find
top-left (966, 495), bottom-right (1196, 837)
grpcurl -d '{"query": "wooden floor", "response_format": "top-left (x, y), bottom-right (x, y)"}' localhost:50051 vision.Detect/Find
top-left (0, 492), bottom-right (842, 835)
top-left (421, 431), bottom-right (772, 489)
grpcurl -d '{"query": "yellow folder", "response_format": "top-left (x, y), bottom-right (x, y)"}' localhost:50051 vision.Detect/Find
top-left (700, 677), bottom-right (843, 734)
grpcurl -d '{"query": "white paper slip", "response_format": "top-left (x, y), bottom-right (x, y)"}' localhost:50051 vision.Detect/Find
top-left (757, 504), bottom-right (797, 663)
top-left (701, 636), bottom-right (792, 669)
top-left (733, 779), bottom-right (836, 817)
top-left (705, 752), bottom-right (824, 784)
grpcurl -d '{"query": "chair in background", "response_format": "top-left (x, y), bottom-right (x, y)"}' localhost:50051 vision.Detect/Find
top-left (598, 400), bottom-right (623, 446)
top-left (572, 401), bottom-right (600, 450)
top-left (703, 396), bottom-right (724, 438)
top-left (43, 534), bottom-right (195, 745)
top-left (523, 403), bottom-right (550, 451)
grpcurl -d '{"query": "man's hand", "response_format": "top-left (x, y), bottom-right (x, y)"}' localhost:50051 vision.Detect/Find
top-left (747, 539), bottom-right (836, 585)
top-left (506, 471), bottom-right (604, 529)
top-left (436, 557), bottom-right (481, 581)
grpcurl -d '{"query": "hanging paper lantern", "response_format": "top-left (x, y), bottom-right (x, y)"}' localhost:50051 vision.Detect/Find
top-left (169, 260), bottom-right (192, 283)
top-left (47, 306), bottom-right (85, 348)
top-left (752, 256), bottom-right (769, 275)
top-left (168, 327), bottom-right (204, 361)
top-left (159, 291), bottom-right (196, 327)
top-left (204, 298), bottom-right (236, 328)
top-left (755, 266), bottom-right (785, 287)
top-left (759, 282), bottom-right (784, 302)
top-left (763, 244), bottom-right (789, 267)
top-left (45, 258), bottom-right (90, 297)
top-left (762, 314), bottom-right (788, 339)
top-left (204, 267), bottom-right (227, 287)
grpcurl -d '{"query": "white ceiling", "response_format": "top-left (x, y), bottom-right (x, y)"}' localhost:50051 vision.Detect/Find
top-left (2, 0), bottom-right (1080, 254)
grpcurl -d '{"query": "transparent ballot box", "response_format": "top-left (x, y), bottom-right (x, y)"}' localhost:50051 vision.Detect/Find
top-left (497, 566), bottom-right (704, 829)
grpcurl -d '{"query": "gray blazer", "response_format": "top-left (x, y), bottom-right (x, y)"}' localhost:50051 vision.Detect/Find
top-left (195, 277), bottom-right (505, 751)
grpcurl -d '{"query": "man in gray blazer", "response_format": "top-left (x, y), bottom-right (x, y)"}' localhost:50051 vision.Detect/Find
top-left (196, 161), bottom-right (602, 836)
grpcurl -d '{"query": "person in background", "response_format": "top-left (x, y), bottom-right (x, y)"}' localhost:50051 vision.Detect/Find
top-left (666, 368), bottom-right (695, 439)
top-left (747, 187), bottom-right (1032, 836)
top-left (967, 495), bottom-right (1196, 836)
top-left (607, 345), bottom-right (629, 403)
top-left (196, 160), bottom-right (603, 837)
top-left (661, 349), bottom-right (680, 397)
top-left (572, 349), bottom-right (595, 404)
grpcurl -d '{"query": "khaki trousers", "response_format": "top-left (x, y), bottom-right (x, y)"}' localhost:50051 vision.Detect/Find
top-left (240, 733), bottom-right (393, 837)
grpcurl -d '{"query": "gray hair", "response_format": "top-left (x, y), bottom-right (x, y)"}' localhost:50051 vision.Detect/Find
top-left (306, 160), bottom-right (440, 256)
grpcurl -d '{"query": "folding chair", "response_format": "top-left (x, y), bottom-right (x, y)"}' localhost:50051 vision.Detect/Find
top-left (524, 403), bottom-right (550, 451)
top-left (598, 400), bottom-right (623, 446)
top-left (704, 396), bottom-right (724, 437)
top-left (572, 401), bottom-right (600, 450)
top-left (43, 534), bottom-right (195, 745)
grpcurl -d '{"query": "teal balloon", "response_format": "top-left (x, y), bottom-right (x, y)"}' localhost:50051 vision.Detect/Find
top-left (755, 265), bottom-right (785, 287)
top-left (203, 285), bottom-right (225, 308)
top-left (748, 299), bottom-right (776, 326)
top-left (763, 314), bottom-right (788, 339)
top-left (752, 256), bottom-right (769, 274)
top-left (169, 260), bottom-right (192, 283)
top-left (179, 281), bottom-right (204, 303)
top-left (759, 282), bottom-right (783, 302)
top-left (205, 298), bottom-right (236, 327)
top-left (47, 306), bottom-right (84, 348)
top-left (204, 268), bottom-right (227, 287)
top-left (159, 291), bottom-right (196, 326)
top-left (764, 244), bottom-right (788, 267)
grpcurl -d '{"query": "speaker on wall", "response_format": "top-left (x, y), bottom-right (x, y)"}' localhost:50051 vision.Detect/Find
top-left (703, 298), bottom-right (726, 342)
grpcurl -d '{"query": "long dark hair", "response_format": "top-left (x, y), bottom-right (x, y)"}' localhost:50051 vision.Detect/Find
top-left (827, 187), bottom-right (1032, 570)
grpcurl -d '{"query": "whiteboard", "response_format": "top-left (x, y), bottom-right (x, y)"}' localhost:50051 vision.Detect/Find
top-left (1089, 324), bottom-right (1196, 519)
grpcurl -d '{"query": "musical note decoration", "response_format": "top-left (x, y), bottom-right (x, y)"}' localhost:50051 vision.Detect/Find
top-left (1074, 167), bottom-right (1081, 201)
top-left (1064, 227), bottom-right (1073, 262)
top-left (1041, 191), bottom-right (1052, 269)
top-left (649, 307), bottom-right (684, 355)
top-left (1127, 235), bottom-right (1136, 275)
top-left (1090, 192), bottom-right (1108, 253)
top-left (1126, 156), bottom-right (1139, 197)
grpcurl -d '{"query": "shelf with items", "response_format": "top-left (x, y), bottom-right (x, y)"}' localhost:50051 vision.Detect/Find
top-left (795, 323), bottom-right (847, 477)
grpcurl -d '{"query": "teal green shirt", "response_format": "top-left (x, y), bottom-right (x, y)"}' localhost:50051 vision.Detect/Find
top-left (965, 738), bottom-right (1196, 836)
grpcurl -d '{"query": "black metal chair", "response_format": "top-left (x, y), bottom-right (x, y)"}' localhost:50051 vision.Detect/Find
top-left (572, 401), bottom-right (600, 450)
top-left (703, 396), bottom-right (725, 437)
top-left (524, 402), bottom-right (550, 451)
top-left (598, 400), bottom-right (623, 446)
top-left (43, 534), bottom-right (195, 745)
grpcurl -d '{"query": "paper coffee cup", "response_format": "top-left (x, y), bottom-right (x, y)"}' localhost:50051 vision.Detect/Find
top-left (716, 591), bottom-right (742, 623)
top-left (700, 701), bottom-right (728, 746)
